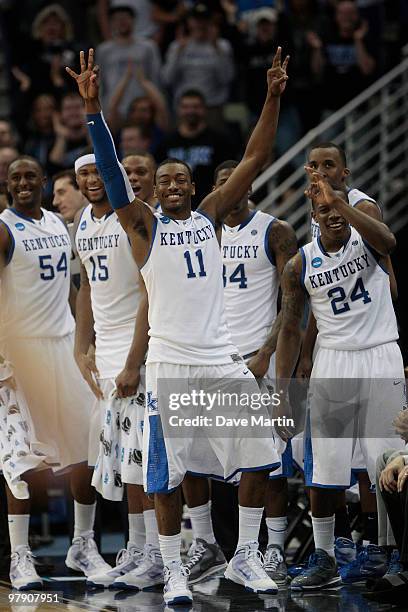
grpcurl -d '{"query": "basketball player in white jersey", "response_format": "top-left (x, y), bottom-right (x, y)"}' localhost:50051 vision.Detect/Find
top-left (122, 152), bottom-right (158, 210)
top-left (68, 47), bottom-right (288, 605)
top-left (297, 142), bottom-right (398, 566)
top-left (73, 153), bottom-right (163, 590)
top-left (217, 159), bottom-right (297, 585)
top-left (0, 156), bottom-right (107, 590)
top-left (275, 172), bottom-right (405, 591)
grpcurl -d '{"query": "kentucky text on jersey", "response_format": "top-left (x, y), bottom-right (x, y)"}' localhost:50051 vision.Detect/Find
top-left (308, 252), bottom-right (370, 289)
top-left (222, 245), bottom-right (259, 259)
top-left (76, 234), bottom-right (120, 252)
top-left (159, 222), bottom-right (214, 246)
top-left (22, 234), bottom-right (71, 251)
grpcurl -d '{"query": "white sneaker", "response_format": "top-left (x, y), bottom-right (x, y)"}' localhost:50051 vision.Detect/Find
top-left (113, 544), bottom-right (164, 590)
top-left (224, 541), bottom-right (278, 593)
top-left (10, 545), bottom-right (43, 591)
top-left (86, 543), bottom-right (144, 588)
top-left (65, 531), bottom-right (112, 585)
top-left (163, 560), bottom-right (192, 606)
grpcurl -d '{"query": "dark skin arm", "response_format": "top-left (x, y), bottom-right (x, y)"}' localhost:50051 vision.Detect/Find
top-left (248, 220), bottom-right (298, 377)
top-left (276, 253), bottom-right (305, 394)
top-left (199, 47), bottom-right (289, 225)
top-left (67, 50), bottom-right (155, 269)
top-left (307, 169), bottom-right (396, 256)
top-left (116, 277), bottom-right (149, 399)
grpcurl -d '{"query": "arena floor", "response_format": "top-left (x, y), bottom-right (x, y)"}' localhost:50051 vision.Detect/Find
top-left (0, 560), bottom-right (404, 612)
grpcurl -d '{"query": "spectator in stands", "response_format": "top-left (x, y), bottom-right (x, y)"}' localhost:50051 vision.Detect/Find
top-left (119, 124), bottom-right (152, 157)
top-left (48, 92), bottom-right (89, 169)
top-left (106, 61), bottom-right (169, 151)
top-left (0, 120), bottom-right (16, 149)
top-left (155, 89), bottom-right (236, 206)
top-left (314, 0), bottom-right (377, 112)
top-left (0, 146), bottom-right (18, 211)
top-left (97, 0), bottom-right (158, 41)
top-left (52, 169), bottom-right (86, 223)
top-left (162, 3), bottom-right (235, 126)
top-left (11, 4), bottom-right (80, 101)
top-left (151, 0), bottom-right (188, 55)
top-left (24, 94), bottom-right (57, 173)
top-left (240, 8), bottom-right (302, 155)
top-left (285, 0), bottom-right (327, 132)
top-left (96, 5), bottom-right (161, 118)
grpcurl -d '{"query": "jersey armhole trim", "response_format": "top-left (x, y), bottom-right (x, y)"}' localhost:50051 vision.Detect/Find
top-left (362, 239), bottom-right (388, 274)
top-left (264, 218), bottom-right (277, 266)
top-left (139, 216), bottom-right (158, 270)
top-left (0, 219), bottom-right (15, 265)
top-left (197, 208), bottom-right (216, 229)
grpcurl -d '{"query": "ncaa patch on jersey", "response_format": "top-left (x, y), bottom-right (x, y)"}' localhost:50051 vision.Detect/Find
top-left (160, 215), bottom-right (170, 224)
top-left (251, 229), bottom-right (257, 235)
top-left (312, 257), bottom-right (322, 268)
top-left (80, 220), bottom-right (87, 230)
top-left (15, 223), bottom-right (25, 231)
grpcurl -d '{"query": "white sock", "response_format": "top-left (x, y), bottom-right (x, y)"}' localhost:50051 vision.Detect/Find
top-left (73, 502), bottom-right (96, 539)
top-left (237, 506), bottom-right (263, 549)
top-left (144, 509), bottom-right (159, 549)
top-left (188, 501), bottom-right (216, 544)
top-left (266, 516), bottom-right (287, 549)
top-left (312, 515), bottom-right (335, 558)
top-left (8, 515), bottom-right (30, 552)
top-left (128, 513), bottom-right (146, 550)
top-left (158, 533), bottom-right (181, 567)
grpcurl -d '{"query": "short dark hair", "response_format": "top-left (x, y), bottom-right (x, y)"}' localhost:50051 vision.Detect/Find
top-left (52, 169), bottom-right (78, 188)
top-left (179, 89), bottom-right (206, 105)
top-left (109, 5), bottom-right (135, 18)
top-left (214, 160), bottom-right (239, 183)
top-left (308, 142), bottom-right (347, 167)
top-left (154, 158), bottom-right (193, 183)
top-left (122, 150), bottom-right (156, 169)
top-left (8, 155), bottom-right (43, 175)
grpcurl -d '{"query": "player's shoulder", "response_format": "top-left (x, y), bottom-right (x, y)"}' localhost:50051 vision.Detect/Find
top-left (348, 187), bottom-right (376, 207)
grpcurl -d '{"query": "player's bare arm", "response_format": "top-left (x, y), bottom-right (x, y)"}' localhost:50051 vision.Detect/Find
top-left (116, 278), bottom-right (149, 399)
top-left (199, 47), bottom-right (289, 224)
top-left (248, 220), bottom-right (297, 377)
top-left (276, 253), bottom-right (305, 395)
top-left (0, 221), bottom-right (11, 277)
top-left (353, 199), bottom-right (398, 300)
top-left (67, 49), bottom-right (155, 268)
top-left (307, 170), bottom-right (396, 256)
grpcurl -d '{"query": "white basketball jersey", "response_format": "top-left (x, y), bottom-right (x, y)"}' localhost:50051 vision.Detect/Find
top-left (141, 210), bottom-right (237, 365)
top-left (75, 205), bottom-right (140, 378)
top-left (0, 208), bottom-right (75, 339)
top-left (301, 227), bottom-right (398, 350)
top-left (311, 187), bottom-right (377, 238)
top-left (222, 211), bottom-right (279, 356)
top-left (68, 222), bottom-right (80, 280)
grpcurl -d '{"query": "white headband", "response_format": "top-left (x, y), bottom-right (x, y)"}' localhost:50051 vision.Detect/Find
top-left (75, 154), bottom-right (96, 173)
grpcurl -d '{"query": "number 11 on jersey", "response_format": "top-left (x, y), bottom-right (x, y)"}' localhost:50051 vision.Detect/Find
top-left (183, 249), bottom-right (206, 279)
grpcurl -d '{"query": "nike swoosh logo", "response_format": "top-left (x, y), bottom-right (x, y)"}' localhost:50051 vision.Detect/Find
top-left (394, 381), bottom-right (402, 385)
top-left (87, 121), bottom-right (95, 126)
top-left (243, 370), bottom-right (249, 375)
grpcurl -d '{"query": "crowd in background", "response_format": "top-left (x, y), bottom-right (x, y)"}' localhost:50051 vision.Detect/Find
top-left (0, 0), bottom-right (407, 209)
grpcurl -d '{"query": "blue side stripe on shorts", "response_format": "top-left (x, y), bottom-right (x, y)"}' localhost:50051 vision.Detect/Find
top-left (146, 414), bottom-right (169, 493)
top-left (269, 441), bottom-right (294, 479)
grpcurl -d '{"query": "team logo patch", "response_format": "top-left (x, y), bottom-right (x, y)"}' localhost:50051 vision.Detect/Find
top-left (251, 229), bottom-right (257, 235)
top-left (312, 257), bottom-right (322, 268)
top-left (15, 223), bottom-right (25, 231)
top-left (160, 215), bottom-right (170, 224)
top-left (80, 220), bottom-right (87, 230)
top-left (352, 240), bottom-right (358, 246)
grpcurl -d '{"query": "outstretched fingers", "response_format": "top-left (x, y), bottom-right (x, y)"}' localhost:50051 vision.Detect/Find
top-left (282, 55), bottom-right (290, 72)
top-left (272, 46), bottom-right (282, 68)
top-left (87, 48), bottom-right (95, 71)
top-left (80, 50), bottom-right (86, 72)
top-left (65, 66), bottom-right (79, 79)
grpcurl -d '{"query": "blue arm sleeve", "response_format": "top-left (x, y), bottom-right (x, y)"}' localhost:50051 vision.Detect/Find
top-left (86, 112), bottom-right (135, 209)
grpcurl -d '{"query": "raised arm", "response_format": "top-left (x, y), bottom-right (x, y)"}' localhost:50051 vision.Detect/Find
top-left (199, 47), bottom-right (288, 224)
top-left (307, 170), bottom-right (396, 256)
top-left (276, 253), bottom-right (305, 394)
top-left (248, 220), bottom-right (297, 377)
top-left (116, 278), bottom-right (149, 399)
top-left (66, 50), bottom-right (154, 261)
